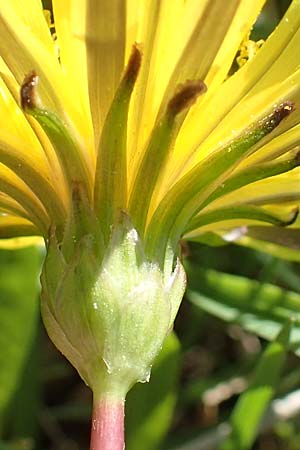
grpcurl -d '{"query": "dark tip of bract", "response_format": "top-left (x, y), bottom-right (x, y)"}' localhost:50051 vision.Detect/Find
top-left (291, 148), bottom-right (300, 166)
top-left (283, 206), bottom-right (299, 227)
top-left (168, 80), bottom-right (207, 116)
top-left (295, 149), bottom-right (300, 163)
top-left (124, 44), bottom-right (142, 85)
top-left (71, 181), bottom-right (90, 210)
top-left (264, 101), bottom-right (295, 131)
top-left (20, 71), bottom-right (39, 110)
top-left (71, 181), bottom-right (82, 202)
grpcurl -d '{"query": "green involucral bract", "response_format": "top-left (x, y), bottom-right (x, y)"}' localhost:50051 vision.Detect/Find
top-left (40, 191), bottom-right (186, 399)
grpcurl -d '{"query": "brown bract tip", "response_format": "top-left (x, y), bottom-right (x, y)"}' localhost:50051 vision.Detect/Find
top-left (284, 206), bottom-right (299, 227)
top-left (168, 80), bottom-right (207, 116)
top-left (20, 70), bottom-right (39, 110)
top-left (265, 101), bottom-right (295, 131)
top-left (124, 44), bottom-right (142, 85)
top-left (71, 181), bottom-right (82, 202)
top-left (295, 149), bottom-right (300, 163)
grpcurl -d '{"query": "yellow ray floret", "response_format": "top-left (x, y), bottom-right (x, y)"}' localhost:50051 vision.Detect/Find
top-left (0, 0), bottom-right (298, 261)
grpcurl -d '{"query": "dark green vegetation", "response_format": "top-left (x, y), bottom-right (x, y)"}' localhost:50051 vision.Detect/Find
top-left (1, 238), bottom-right (300, 450)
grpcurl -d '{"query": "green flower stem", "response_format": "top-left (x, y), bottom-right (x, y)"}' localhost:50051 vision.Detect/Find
top-left (90, 394), bottom-right (125, 450)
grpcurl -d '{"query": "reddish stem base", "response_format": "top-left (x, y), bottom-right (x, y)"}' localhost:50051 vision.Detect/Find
top-left (90, 396), bottom-right (125, 450)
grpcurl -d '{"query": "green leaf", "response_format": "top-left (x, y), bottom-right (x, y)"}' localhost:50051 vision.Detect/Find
top-left (0, 247), bottom-right (41, 432)
top-left (126, 333), bottom-right (181, 450)
top-left (220, 322), bottom-right (292, 450)
top-left (186, 265), bottom-right (300, 354)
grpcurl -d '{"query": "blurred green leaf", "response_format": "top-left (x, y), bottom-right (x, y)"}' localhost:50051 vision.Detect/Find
top-left (8, 326), bottom-right (40, 441)
top-left (126, 333), bottom-right (181, 450)
top-left (186, 266), bottom-right (300, 353)
top-left (251, 0), bottom-right (281, 39)
top-left (238, 227), bottom-right (300, 262)
top-left (0, 442), bottom-right (19, 450)
top-left (180, 362), bottom-right (249, 407)
top-left (0, 247), bottom-right (41, 433)
top-left (220, 321), bottom-right (292, 450)
top-left (187, 232), bottom-right (230, 247)
top-left (0, 439), bottom-right (35, 450)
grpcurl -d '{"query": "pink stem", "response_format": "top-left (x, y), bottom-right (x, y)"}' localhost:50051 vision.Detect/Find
top-left (90, 396), bottom-right (125, 450)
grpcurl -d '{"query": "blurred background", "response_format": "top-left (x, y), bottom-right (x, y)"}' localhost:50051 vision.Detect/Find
top-left (1, 1), bottom-right (300, 449)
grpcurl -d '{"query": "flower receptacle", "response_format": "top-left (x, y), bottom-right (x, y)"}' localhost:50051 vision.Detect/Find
top-left (41, 204), bottom-right (186, 399)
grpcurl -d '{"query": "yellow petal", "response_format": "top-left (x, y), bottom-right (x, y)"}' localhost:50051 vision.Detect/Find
top-left (0, 0), bottom-right (61, 108)
top-left (0, 193), bottom-right (29, 218)
top-left (52, 0), bottom-right (94, 150)
top-left (0, 215), bottom-right (40, 238)
top-left (0, 75), bottom-right (67, 223)
top-left (0, 136), bottom-right (66, 224)
top-left (3, 0), bottom-right (55, 51)
top-left (71, 0), bottom-right (126, 142)
top-left (127, 0), bottom-right (266, 190)
top-left (0, 0), bottom-right (94, 154)
top-left (161, 0), bottom-right (266, 108)
top-left (0, 163), bottom-right (49, 233)
top-left (184, 203), bottom-right (298, 241)
top-left (203, 0), bottom-right (266, 92)
top-left (0, 57), bottom-right (68, 188)
top-left (198, 71), bottom-right (300, 166)
top-left (239, 123), bottom-right (300, 168)
top-left (0, 236), bottom-right (44, 249)
top-left (164, 72), bottom-right (300, 197)
top-left (127, 0), bottom-right (210, 169)
top-left (170, 0), bottom-right (300, 180)
top-left (206, 170), bottom-right (300, 211)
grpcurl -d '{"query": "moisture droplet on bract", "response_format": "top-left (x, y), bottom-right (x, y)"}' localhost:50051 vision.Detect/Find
top-left (138, 367), bottom-right (151, 383)
top-left (127, 228), bottom-right (139, 243)
top-left (102, 356), bottom-right (113, 374)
